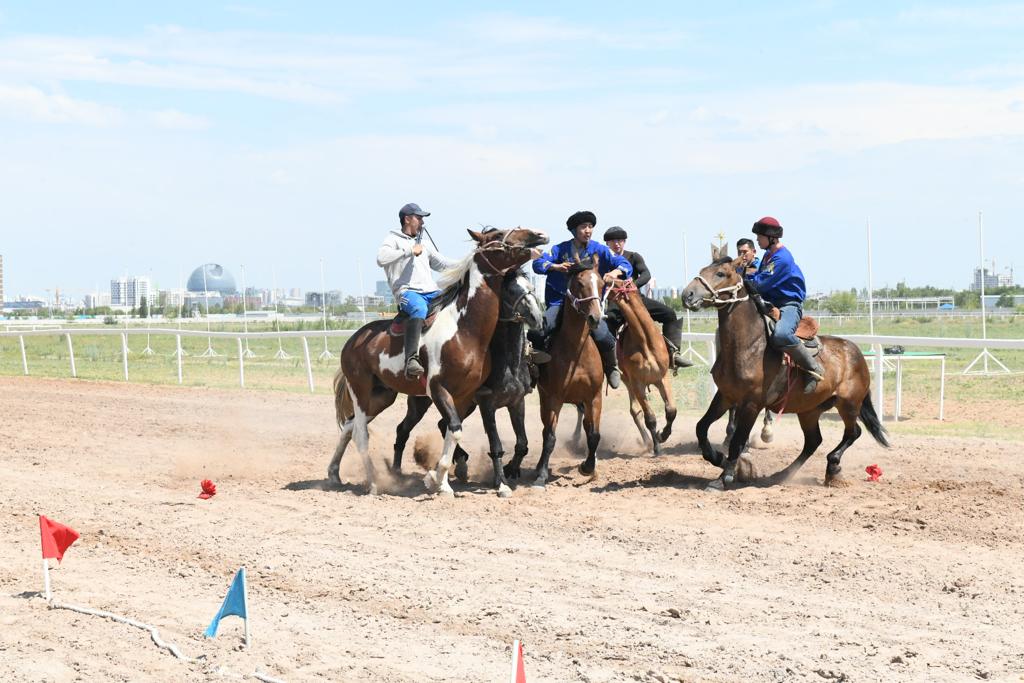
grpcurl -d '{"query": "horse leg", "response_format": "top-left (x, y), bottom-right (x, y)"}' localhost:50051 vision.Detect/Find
top-left (637, 385), bottom-right (661, 456)
top-left (723, 406), bottom-right (736, 450)
top-left (760, 410), bottom-right (775, 443)
top-left (707, 402), bottom-right (758, 491)
top-left (505, 399), bottom-right (529, 483)
top-left (446, 403), bottom-right (477, 483)
top-left (654, 376), bottom-right (677, 445)
top-left (350, 384), bottom-right (399, 495)
top-left (824, 399), bottom-right (863, 487)
top-left (766, 404), bottom-right (829, 485)
top-left (571, 403), bottom-right (585, 451)
top-left (697, 391), bottom-right (731, 468)
top-left (327, 418), bottom-right (354, 485)
top-left (628, 385), bottom-right (654, 452)
top-left (578, 395), bottom-right (602, 477)
top-left (423, 384), bottom-right (464, 496)
top-left (533, 397), bottom-right (560, 487)
top-left (392, 395), bottom-right (432, 472)
top-left (475, 395), bottom-right (511, 497)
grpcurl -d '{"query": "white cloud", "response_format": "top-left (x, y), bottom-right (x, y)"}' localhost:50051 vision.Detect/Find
top-left (0, 84), bottom-right (121, 125)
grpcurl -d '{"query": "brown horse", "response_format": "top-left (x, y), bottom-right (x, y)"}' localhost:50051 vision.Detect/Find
top-left (329, 227), bottom-right (549, 496)
top-left (681, 245), bottom-right (889, 489)
top-left (504, 257), bottom-right (606, 486)
top-left (608, 279), bottom-right (677, 455)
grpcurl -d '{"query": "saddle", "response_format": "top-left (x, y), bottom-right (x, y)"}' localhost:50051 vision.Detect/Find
top-left (765, 307), bottom-right (822, 357)
top-left (387, 278), bottom-right (464, 337)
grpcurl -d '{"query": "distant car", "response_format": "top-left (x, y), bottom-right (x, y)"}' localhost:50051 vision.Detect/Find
top-left (939, 303), bottom-right (954, 310)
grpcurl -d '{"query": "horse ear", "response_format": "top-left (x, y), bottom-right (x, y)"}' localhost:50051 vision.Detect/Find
top-left (719, 243), bottom-right (730, 258)
top-left (711, 244), bottom-right (721, 261)
top-left (467, 229), bottom-right (484, 243)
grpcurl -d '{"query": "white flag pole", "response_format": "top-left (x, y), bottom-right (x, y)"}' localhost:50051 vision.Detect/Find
top-left (509, 639), bottom-right (520, 683)
top-left (42, 558), bottom-right (51, 601)
top-left (242, 566), bottom-right (250, 649)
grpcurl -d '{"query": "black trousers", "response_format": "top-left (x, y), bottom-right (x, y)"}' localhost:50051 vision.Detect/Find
top-left (606, 295), bottom-right (683, 349)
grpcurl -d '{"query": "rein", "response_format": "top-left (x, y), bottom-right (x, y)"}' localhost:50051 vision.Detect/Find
top-left (475, 242), bottom-right (528, 275)
top-left (693, 275), bottom-right (749, 308)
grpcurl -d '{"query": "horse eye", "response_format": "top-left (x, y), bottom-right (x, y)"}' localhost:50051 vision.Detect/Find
top-left (715, 271), bottom-right (726, 277)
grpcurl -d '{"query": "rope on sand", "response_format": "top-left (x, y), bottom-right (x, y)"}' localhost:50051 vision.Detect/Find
top-left (45, 598), bottom-right (286, 681)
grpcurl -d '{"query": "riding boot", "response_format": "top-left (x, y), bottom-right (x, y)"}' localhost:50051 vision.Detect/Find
top-left (784, 343), bottom-right (825, 394)
top-left (526, 340), bottom-right (551, 364)
top-left (599, 344), bottom-right (622, 389)
top-left (664, 337), bottom-right (693, 369)
top-left (404, 318), bottom-right (425, 379)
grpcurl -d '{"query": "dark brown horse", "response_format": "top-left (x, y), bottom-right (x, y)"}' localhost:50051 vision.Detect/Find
top-left (504, 257), bottom-right (606, 486)
top-left (681, 245), bottom-right (889, 489)
top-left (328, 227), bottom-right (549, 496)
top-left (609, 279), bottom-right (677, 454)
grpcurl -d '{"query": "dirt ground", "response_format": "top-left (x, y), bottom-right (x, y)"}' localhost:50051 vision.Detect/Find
top-left (2, 376), bottom-right (1023, 683)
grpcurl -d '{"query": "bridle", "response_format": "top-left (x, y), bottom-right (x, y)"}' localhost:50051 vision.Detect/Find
top-left (499, 278), bottom-right (541, 323)
top-left (475, 231), bottom-right (533, 275)
top-left (692, 274), bottom-right (749, 308)
top-left (565, 270), bottom-right (602, 316)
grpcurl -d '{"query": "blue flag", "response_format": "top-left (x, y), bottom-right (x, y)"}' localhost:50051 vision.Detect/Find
top-left (205, 567), bottom-right (247, 638)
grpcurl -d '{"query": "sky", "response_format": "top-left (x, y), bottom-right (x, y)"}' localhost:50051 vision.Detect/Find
top-left (2, 1), bottom-right (1023, 301)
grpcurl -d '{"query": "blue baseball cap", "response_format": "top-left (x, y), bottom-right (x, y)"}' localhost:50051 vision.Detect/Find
top-left (399, 203), bottom-right (430, 219)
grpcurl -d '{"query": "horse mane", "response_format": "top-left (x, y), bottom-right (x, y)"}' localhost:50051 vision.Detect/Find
top-left (712, 256), bottom-right (733, 266)
top-left (567, 257), bottom-right (595, 275)
top-left (436, 251), bottom-right (477, 290)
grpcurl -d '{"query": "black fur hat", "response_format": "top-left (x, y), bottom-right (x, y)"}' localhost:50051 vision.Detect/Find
top-left (603, 226), bottom-right (627, 241)
top-left (566, 210), bottom-right (597, 232)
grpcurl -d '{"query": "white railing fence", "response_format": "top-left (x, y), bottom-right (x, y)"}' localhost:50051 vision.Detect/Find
top-left (2, 327), bottom-right (1022, 421)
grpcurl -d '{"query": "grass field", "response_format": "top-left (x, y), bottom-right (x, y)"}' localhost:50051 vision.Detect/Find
top-left (2, 314), bottom-right (1022, 439)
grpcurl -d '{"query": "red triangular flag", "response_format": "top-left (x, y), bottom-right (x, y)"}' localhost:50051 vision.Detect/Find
top-left (511, 640), bottom-right (527, 683)
top-left (39, 515), bottom-right (79, 563)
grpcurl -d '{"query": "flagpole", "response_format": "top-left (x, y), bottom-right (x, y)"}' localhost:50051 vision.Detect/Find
top-left (242, 566), bottom-right (250, 649)
top-left (42, 558), bottom-right (51, 601)
top-left (510, 640), bottom-right (519, 683)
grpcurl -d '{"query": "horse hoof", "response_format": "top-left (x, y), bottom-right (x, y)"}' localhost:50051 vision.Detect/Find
top-left (705, 478), bottom-right (726, 492)
top-left (497, 483), bottom-right (512, 498)
top-left (760, 427), bottom-right (774, 443)
top-left (437, 483), bottom-right (455, 498)
top-left (578, 462), bottom-right (595, 477)
top-left (367, 482), bottom-right (379, 496)
top-left (423, 471), bottom-right (438, 492)
top-left (327, 469), bottom-right (341, 486)
top-left (723, 473), bottom-right (735, 485)
top-left (454, 460), bottom-right (469, 483)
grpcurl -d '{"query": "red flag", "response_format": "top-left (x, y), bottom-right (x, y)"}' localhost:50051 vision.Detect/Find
top-left (865, 464), bottom-right (883, 482)
top-left (39, 515), bottom-right (79, 563)
top-left (510, 640), bottom-right (527, 683)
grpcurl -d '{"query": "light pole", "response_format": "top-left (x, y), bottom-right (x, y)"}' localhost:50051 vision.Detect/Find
top-left (239, 264), bottom-right (255, 358)
top-left (318, 258), bottom-right (335, 361)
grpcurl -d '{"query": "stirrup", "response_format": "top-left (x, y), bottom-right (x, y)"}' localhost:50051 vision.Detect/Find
top-left (405, 357), bottom-right (425, 379)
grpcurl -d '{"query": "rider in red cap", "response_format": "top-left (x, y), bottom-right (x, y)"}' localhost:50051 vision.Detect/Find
top-left (747, 217), bottom-right (824, 393)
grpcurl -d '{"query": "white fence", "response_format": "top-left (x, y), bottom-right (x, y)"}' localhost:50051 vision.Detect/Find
top-left (2, 327), bottom-right (1022, 421)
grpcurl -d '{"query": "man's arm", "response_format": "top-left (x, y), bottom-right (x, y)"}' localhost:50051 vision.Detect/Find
top-left (600, 245), bottom-right (633, 279)
top-left (630, 252), bottom-right (651, 289)
top-left (426, 244), bottom-right (460, 272)
top-left (533, 244), bottom-right (560, 274)
top-left (376, 235), bottom-right (412, 267)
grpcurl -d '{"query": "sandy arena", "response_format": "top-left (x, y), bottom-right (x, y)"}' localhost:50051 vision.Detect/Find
top-left (2, 376), bottom-right (1023, 682)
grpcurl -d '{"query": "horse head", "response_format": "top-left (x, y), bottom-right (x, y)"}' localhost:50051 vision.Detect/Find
top-left (500, 269), bottom-right (545, 330)
top-left (470, 227), bottom-right (549, 275)
top-left (681, 244), bottom-right (745, 311)
top-left (566, 257), bottom-right (603, 330)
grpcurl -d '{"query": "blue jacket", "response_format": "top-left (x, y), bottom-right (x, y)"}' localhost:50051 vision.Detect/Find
top-left (749, 246), bottom-right (806, 305)
top-left (533, 239), bottom-right (633, 306)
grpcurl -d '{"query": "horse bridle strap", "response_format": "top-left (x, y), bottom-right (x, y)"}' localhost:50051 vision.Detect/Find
top-left (694, 275), bottom-right (749, 307)
top-left (475, 241), bottom-right (529, 275)
top-left (499, 286), bottom-right (536, 322)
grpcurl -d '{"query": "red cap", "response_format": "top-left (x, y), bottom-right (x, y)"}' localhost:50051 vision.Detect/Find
top-left (756, 216), bottom-right (780, 228)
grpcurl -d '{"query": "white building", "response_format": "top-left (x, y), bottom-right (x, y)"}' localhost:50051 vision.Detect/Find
top-left (84, 292), bottom-right (113, 309)
top-left (110, 276), bottom-right (155, 308)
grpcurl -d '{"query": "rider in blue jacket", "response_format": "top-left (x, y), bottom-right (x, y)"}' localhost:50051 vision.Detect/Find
top-left (747, 216), bottom-right (824, 393)
top-left (531, 210), bottom-right (632, 388)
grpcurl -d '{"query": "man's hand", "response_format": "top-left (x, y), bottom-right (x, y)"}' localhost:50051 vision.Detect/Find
top-left (603, 268), bottom-right (622, 285)
top-left (549, 262), bottom-right (570, 273)
top-left (412, 244), bottom-right (424, 256)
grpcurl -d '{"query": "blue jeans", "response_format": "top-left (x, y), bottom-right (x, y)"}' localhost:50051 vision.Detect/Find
top-left (771, 302), bottom-right (802, 348)
top-left (399, 290), bottom-right (441, 320)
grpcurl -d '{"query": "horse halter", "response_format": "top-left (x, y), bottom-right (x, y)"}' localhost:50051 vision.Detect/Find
top-left (475, 232), bottom-right (531, 275)
top-left (693, 274), bottom-right (749, 308)
top-left (565, 272), bottom-right (603, 316)
top-left (499, 280), bottom-right (540, 323)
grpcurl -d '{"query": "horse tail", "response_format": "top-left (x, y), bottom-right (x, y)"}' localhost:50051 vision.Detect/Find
top-left (859, 392), bottom-right (890, 448)
top-left (333, 368), bottom-right (352, 426)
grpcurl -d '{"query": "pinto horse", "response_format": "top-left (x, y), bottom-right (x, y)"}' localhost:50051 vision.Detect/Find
top-left (390, 269), bottom-right (545, 497)
top-left (505, 257), bottom-right (606, 486)
top-left (328, 227), bottom-right (548, 496)
top-left (681, 245), bottom-right (889, 489)
top-left (608, 279), bottom-right (677, 454)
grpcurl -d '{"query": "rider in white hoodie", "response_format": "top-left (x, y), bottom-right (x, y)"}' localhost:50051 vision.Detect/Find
top-left (377, 203), bottom-right (458, 378)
